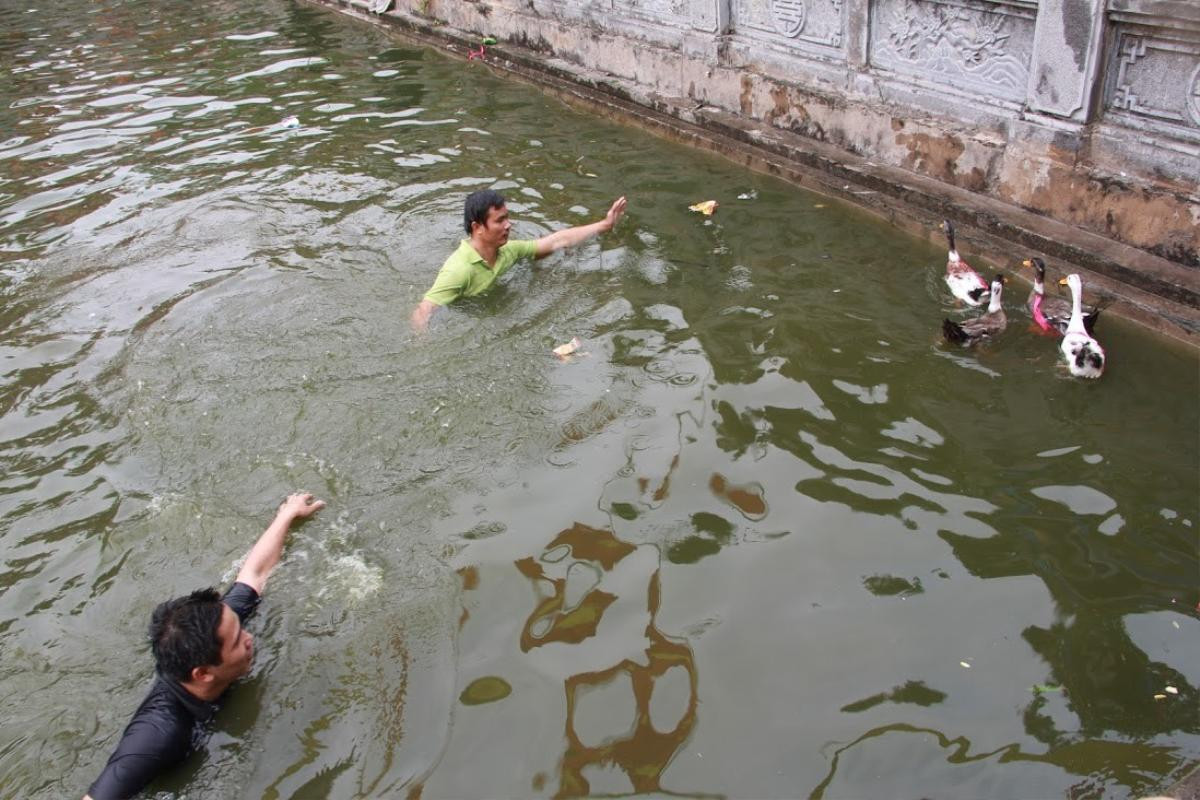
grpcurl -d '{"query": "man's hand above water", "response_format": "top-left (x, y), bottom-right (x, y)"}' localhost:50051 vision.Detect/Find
top-left (600, 196), bottom-right (627, 233)
top-left (277, 492), bottom-right (325, 521)
top-left (535, 195), bottom-right (628, 258)
top-left (236, 492), bottom-right (325, 594)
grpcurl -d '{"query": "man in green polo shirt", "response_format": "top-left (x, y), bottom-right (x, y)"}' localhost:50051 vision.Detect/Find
top-left (411, 189), bottom-right (627, 331)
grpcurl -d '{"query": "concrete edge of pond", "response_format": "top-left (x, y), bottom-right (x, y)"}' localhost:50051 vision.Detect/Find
top-left (1163, 761), bottom-right (1200, 800)
top-left (307, 0), bottom-right (1200, 349)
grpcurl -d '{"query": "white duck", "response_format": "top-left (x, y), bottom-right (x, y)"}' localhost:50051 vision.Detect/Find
top-left (942, 220), bottom-right (989, 306)
top-left (1058, 274), bottom-right (1106, 379)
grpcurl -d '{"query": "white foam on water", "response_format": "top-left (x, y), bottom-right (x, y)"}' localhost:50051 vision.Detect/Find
top-left (226, 31), bottom-right (279, 41)
top-left (320, 553), bottom-right (383, 603)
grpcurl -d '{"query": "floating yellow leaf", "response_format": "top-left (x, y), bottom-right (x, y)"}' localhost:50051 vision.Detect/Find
top-left (689, 200), bottom-right (718, 216)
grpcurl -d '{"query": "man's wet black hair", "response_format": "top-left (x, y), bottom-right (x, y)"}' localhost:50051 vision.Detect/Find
top-left (463, 189), bottom-right (506, 235)
top-left (149, 588), bottom-right (225, 682)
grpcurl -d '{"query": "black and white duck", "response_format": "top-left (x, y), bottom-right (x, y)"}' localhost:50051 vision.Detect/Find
top-left (1024, 257), bottom-right (1104, 336)
top-left (943, 274), bottom-right (1007, 345)
top-left (942, 220), bottom-right (989, 306)
top-left (1058, 273), bottom-right (1106, 379)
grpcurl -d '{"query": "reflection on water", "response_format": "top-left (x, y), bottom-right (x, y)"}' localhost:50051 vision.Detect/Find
top-left (0, 0), bottom-right (1198, 797)
top-left (811, 721), bottom-right (1184, 799)
top-left (515, 523), bottom-right (702, 799)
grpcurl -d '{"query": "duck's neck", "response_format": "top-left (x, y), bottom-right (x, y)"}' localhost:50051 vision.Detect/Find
top-left (1067, 281), bottom-right (1086, 335)
top-left (987, 287), bottom-right (1003, 313)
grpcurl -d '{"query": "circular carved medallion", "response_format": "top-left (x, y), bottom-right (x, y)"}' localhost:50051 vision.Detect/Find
top-left (1188, 63), bottom-right (1200, 127)
top-left (771, 0), bottom-right (807, 38)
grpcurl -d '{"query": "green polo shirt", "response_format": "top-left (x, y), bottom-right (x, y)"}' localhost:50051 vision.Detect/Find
top-left (423, 238), bottom-right (538, 306)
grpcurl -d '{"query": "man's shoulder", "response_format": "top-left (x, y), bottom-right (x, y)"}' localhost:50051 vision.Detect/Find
top-left (133, 678), bottom-right (206, 734)
top-left (222, 581), bottom-right (260, 622)
top-left (497, 239), bottom-right (537, 268)
top-left (109, 679), bottom-right (196, 771)
top-left (500, 239), bottom-right (537, 258)
top-left (441, 239), bottom-right (480, 270)
top-left (86, 680), bottom-right (196, 800)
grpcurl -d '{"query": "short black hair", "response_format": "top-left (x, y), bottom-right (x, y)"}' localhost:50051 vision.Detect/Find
top-left (464, 189), bottom-right (506, 234)
top-left (149, 588), bottom-right (225, 682)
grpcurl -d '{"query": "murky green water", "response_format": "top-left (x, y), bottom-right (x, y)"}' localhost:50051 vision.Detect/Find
top-left (1, 1), bottom-right (1197, 798)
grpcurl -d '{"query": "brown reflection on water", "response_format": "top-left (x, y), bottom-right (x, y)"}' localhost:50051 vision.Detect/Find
top-left (810, 721), bottom-right (1183, 800)
top-left (457, 566), bottom-right (479, 629)
top-left (709, 472), bottom-right (767, 520)
top-left (515, 523), bottom-right (706, 799)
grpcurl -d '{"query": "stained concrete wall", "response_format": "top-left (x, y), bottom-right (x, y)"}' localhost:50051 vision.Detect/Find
top-left (318, 0), bottom-right (1199, 334)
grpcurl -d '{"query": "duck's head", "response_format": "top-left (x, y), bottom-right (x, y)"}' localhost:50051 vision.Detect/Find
top-left (1022, 257), bottom-right (1046, 282)
top-left (1058, 274), bottom-right (1083, 293)
top-left (940, 220), bottom-right (956, 248)
top-left (985, 273), bottom-right (1006, 310)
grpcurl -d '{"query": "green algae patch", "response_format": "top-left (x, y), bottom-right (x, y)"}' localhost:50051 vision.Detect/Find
top-left (460, 676), bottom-right (512, 706)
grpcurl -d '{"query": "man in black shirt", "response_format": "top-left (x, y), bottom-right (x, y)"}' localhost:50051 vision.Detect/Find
top-left (84, 492), bottom-right (325, 800)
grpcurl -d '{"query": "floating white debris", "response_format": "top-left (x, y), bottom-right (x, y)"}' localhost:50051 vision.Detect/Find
top-left (1154, 693), bottom-right (1167, 700)
top-left (1165, 686), bottom-right (1179, 695)
top-left (737, 190), bottom-right (757, 200)
top-left (960, 661), bottom-right (971, 669)
top-left (553, 337), bottom-right (581, 357)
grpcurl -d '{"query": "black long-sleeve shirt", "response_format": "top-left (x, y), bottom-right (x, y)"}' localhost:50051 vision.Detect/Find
top-left (86, 583), bottom-right (260, 800)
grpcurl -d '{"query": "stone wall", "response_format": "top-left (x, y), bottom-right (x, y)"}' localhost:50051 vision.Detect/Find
top-left (367, 0), bottom-right (1198, 271)
top-left (313, 0), bottom-right (1199, 335)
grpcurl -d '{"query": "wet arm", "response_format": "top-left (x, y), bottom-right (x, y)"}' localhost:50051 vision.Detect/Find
top-left (235, 493), bottom-right (324, 594)
top-left (534, 196), bottom-right (626, 259)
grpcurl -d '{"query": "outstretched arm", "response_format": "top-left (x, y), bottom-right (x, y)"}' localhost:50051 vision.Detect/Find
top-left (235, 493), bottom-right (325, 594)
top-left (534, 196), bottom-right (626, 259)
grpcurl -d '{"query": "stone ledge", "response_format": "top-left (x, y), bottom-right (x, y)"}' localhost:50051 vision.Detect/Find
top-left (309, 0), bottom-right (1200, 345)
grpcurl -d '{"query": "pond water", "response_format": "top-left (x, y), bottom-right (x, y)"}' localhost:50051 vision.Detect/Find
top-left (1, 0), bottom-right (1197, 798)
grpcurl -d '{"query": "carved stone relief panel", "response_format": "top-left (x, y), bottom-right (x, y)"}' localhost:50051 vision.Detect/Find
top-left (614, 0), bottom-right (720, 31)
top-left (547, 0), bottom-right (721, 33)
top-left (869, 0), bottom-right (1036, 103)
top-left (732, 0), bottom-right (848, 56)
top-left (564, 0), bottom-right (715, 32)
top-left (1103, 23), bottom-right (1200, 134)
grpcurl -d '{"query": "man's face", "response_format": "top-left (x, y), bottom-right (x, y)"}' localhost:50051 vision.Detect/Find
top-left (211, 604), bottom-right (254, 683)
top-left (475, 204), bottom-right (511, 248)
